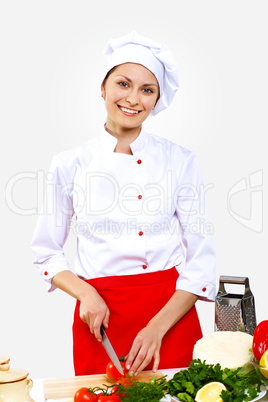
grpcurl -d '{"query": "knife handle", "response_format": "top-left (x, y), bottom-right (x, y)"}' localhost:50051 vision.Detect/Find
top-left (100, 323), bottom-right (105, 337)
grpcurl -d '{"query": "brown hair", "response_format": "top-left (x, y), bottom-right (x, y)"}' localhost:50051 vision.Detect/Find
top-left (103, 66), bottom-right (118, 83)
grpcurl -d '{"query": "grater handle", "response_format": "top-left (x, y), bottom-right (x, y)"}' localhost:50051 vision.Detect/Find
top-left (218, 275), bottom-right (252, 296)
top-left (219, 276), bottom-right (249, 285)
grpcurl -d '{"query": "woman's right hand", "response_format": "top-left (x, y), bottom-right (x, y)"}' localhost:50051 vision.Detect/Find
top-left (79, 285), bottom-right (110, 342)
top-left (51, 270), bottom-right (110, 342)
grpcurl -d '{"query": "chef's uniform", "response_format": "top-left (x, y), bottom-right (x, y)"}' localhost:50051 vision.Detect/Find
top-left (31, 31), bottom-right (216, 375)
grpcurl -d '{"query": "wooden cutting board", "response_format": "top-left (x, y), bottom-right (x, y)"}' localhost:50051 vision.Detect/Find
top-left (44, 370), bottom-right (164, 400)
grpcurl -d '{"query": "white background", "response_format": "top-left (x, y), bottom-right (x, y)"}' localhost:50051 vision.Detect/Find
top-left (1, 0), bottom-right (267, 380)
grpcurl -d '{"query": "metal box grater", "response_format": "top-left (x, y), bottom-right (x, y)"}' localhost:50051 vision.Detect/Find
top-left (215, 275), bottom-right (257, 335)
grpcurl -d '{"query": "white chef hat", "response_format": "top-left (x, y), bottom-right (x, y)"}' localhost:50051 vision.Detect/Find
top-left (102, 31), bottom-right (179, 115)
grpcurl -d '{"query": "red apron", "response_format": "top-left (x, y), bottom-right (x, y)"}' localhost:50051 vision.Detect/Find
top-left (73, 267), bottom-right (202, 375)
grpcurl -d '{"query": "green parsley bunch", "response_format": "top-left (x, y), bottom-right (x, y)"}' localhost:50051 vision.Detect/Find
top-left (167, 359), bottom-right (265, 402)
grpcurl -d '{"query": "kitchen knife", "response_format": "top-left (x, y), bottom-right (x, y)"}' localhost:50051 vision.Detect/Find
top-left (100, 324), bottom-right (124, 375)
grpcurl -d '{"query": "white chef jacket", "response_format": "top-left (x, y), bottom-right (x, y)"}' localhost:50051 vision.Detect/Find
top-left (31, 125), bottom-right (216, 301)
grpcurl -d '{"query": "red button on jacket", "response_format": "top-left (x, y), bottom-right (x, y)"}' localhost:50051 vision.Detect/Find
top-left (142, 265), bottom-right (147, 269)
top-left (202, 287), bottom-right (207, 292)
top-left (137, 159), bottom-right (142, 164)
top-left (139, 231), bottom-right (143, 236)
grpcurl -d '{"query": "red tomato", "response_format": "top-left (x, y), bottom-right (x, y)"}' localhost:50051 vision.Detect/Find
top-left (74, 387), bottom-right (98, 401)
top-left (110, 384), bottom-right (126, 397)
top-left (253, 320), bottom-right (268, 360)
top-left (97, 396), bottom-right (120, 402)
top-left (106, 360), bottom-right (127, 382)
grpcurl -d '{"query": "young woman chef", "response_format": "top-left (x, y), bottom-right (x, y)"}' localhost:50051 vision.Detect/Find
top-left (31, 31), bottom-right (216, 376)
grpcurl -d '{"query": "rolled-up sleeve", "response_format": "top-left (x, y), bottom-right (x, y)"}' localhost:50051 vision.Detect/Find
top-left (175, 152), bottom-right (216, 301)
top-left (31, 156), bottom-right (74, 292)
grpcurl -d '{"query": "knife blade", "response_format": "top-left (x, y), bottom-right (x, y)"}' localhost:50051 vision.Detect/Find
top-left (100, 324), bottom-right (124, 375)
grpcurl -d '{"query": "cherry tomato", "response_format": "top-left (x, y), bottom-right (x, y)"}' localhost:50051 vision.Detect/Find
top-left (253, 320), bottom-right (268, 360)
top-left (110, 385), bottom-right (120, 394)
top-left (97, 396), bottom-right (120, 402)
top-left (106, 360), bottom-right (128, 382)
top-left (74, 387), bottom-right (98, 401)
top-left (110, 384), bottom-right (126, 397)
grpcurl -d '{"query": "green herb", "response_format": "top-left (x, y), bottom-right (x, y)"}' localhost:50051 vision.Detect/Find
top-left (176, 393), bottom-right (194, 402)
top-left (167, 359), bottom-right (264, 402)
top-left (115, 375), bottom-right (168, 401)
top-left (87, 375), bottom-right (168, 401)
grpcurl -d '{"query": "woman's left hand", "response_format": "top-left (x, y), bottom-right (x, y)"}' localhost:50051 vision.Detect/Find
top-left (125, 289), bottom-right (198, 376)
top-left (125, 324), bottom-right (164, 375)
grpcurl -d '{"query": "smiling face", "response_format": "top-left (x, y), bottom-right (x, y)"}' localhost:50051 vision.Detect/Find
top-left (101, 63), bottom-right (159, 136)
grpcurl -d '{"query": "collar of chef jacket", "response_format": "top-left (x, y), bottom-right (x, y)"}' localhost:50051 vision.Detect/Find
top-left (98, 124), bottom-right (148, 155)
